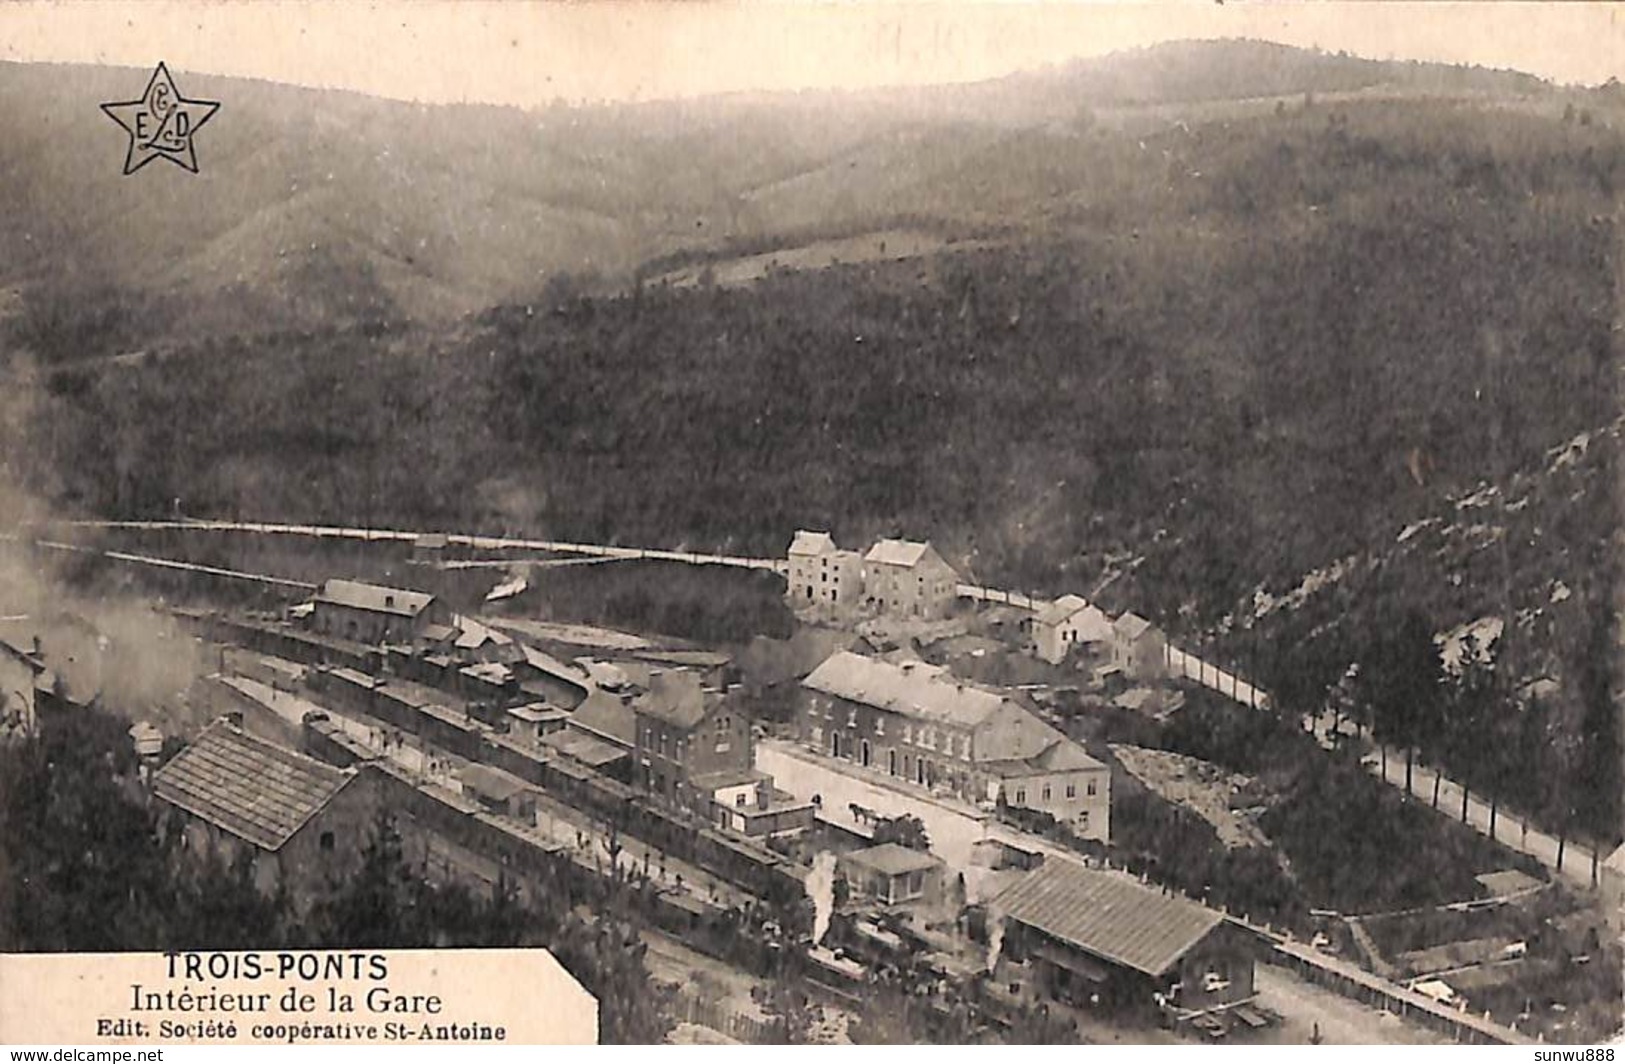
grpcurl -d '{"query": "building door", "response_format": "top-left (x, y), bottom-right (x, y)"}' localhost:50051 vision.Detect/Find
top-left (888, 750), bottom-right (897, 776)
top-left (831, 731), bottom-right (841, 758)
top-left (860, 739), bottom-right (871, 767)
top-left (916, 758), bottom-right (926, 785)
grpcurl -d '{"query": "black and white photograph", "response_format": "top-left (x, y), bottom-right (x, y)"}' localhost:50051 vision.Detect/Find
top-left (0, 0), bottom-right (1621, 1048)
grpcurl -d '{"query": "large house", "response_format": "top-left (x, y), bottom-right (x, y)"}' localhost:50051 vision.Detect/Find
top-left (630, 671), bottom-right (751, 810)
top-left (861, 539), bottom-right (959, 620)
top-left (786, 531), bottom-right (865, 612)
top-left (799, 651), bottom-right (1110, 839)
top-left (153, 719), bottom-right (384, 907)
top-left (630, 670), bottom-right (813, 837)
top-left (994, 858), bottom-right (1259, 1022)
top-left (1031, 595), bottom-right (1114, 665)
top-left (784, 531), bottom-right (961, 621)
top-left (308, 579), bottom-right (451, 646)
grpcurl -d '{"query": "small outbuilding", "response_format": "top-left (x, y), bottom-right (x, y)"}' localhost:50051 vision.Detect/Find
top-left (839, 843), bottom-right (946, 908)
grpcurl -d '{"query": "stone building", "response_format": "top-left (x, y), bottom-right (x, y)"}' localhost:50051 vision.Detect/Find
top-left (307, 578), bottom-right (451, 646)
top-left (152, 719), bottom-right (384, 908)
top-left (799, 651), bottom-right (1111, 840)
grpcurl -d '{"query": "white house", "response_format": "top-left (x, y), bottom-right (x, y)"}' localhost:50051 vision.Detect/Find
top-left (1032, 595), bottom-right (1114, 664)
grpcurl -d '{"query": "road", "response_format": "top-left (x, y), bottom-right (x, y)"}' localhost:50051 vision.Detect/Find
top-left (756, 740), bottom-right (992, 869)
top-left (1254, 964), bottom-right (1446, 1045)
top-left (1308, 712), bottom-right (1597, 888)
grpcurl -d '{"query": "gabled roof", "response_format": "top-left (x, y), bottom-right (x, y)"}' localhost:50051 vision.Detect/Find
top-left (154, 721), bottom-right (355, 851)
top-left (789, 530), bottom-right (836, 557)
top-left (973, 700), bottom-right (1068, 763)
top-left (844, 843), bottom-right (942, 877)
top-left (568, 688), bottom-right (636, 747)
top-left (1604, 844), bottom-right (1625, 874)
top-left (1029, 738), bottom-right (1107, 773)
top-left (995, 860), bottom-right (1225, 978)
top-left (1114, 612), bottom-right (1155, 641)
top-left (315, 579), bottom-right (436, 619)
top-left (455, 617), bottom-right (514, 650)
top-left (633, 671), bottom-right (709, 730)
top-left (1035, 595), bottom-right (1090, 628)
top-left (864, 538), bottom-right (934, 568)
top-left (804, 651), bottom-right (1005, 729)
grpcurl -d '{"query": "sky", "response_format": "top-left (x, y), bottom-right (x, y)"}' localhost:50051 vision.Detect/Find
top-left (0, 1), bottom-right (1621, 108)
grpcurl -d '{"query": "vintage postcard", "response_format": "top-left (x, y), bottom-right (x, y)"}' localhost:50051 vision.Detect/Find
top-left (0, 0), bottom-right (1621, 1048)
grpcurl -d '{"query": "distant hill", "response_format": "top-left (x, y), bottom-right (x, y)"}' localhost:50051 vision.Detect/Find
top-left (0, 40), bottom-right (1570, 360)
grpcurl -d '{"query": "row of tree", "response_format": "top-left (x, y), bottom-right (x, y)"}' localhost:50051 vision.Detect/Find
top-left (1321, 602), bottom-right (1620, 852)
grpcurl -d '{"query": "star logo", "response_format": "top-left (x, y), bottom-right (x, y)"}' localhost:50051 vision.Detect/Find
top-left (100, 63), bottom-right (220, 175)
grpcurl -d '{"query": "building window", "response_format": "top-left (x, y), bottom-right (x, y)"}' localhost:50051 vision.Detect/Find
top-left (1015, 788), bottom-right (1026, 805)
top-left (874, 717), bottom-right (884, 737)
top-left (1066, 783), bottom-right (1076, 799)
top-left (735, 792), bottom-right (747, 808)
top-left (902, 724), bottom-right (912, 744)
top-left (1086, 780), bottom-right (1097, 797)
top-left (319, 831), bottom-right (335, 852)
top-left (1042, 784), bottom-right (1051, 802)
top-left (1079, 810), bottom-right (1090, 831)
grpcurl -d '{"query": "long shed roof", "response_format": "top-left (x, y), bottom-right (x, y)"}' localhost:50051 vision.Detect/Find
top-left (315, 579), bottom-right (436, 618)
top-left (994, 859), bottom-right (1225, 978)
top-left (154, 721), bottom-right (355, 851)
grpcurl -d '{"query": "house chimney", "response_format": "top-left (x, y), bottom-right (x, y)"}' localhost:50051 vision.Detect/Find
top-left (31, 635), bottom-right (42, 658)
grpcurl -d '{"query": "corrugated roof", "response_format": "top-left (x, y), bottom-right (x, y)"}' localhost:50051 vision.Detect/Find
top-left (845, 843), bottom-right (942, 877)
top-left (154, 722), bottom-right (355, 851)
top-left (803, 651), bottom-right (1005, 729)
top-left (315, 579), bottom-right (436, 618)
top-left (995, 860), bottom-right (1225, 977)
top-left (864, 538), bottom-right (932, 568)
top-left (789, 530), bottom-right (835, 556)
